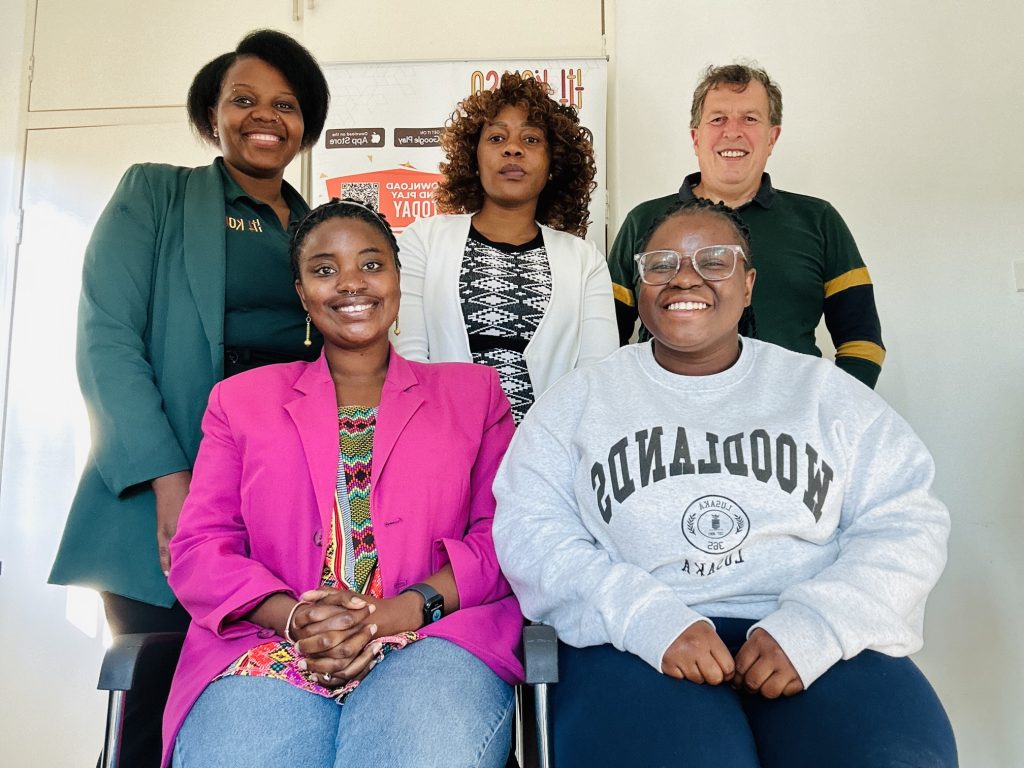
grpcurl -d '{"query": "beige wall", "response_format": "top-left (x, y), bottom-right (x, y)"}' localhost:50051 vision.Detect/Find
top-left (2, 0), bottom-right (1021, 765)
top-left (610, 2), bottom-right (1024, 765)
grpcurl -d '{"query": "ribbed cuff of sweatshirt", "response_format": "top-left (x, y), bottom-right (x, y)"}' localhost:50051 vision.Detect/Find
top-left (750, 602), bottom-right (843, 688)
top-left (622, 589), bottom-right (712, 673)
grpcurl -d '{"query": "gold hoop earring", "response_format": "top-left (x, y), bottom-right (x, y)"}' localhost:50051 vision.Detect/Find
top-left (303, 314), bottom-right (312, 347)
top-left (392, 314), bottom-right (401, 336)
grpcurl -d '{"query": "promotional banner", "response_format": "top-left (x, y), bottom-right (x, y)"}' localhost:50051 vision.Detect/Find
top-left (312, 59), bottom-right (608, 248)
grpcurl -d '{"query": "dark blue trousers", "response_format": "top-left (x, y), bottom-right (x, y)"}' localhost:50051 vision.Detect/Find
top-left (551, 618), bottom-right (957, 768)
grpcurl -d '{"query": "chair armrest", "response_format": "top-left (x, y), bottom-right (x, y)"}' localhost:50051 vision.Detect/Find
top-left (97, 632), bottom-right (185, 693)
top-left (523, 623), bottom-right (558, 685)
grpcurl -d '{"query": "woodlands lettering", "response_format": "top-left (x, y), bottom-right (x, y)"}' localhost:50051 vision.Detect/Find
top-left (590, 427), bottom-right (833, 523)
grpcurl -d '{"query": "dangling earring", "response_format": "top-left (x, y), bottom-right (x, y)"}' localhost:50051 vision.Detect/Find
top-left (392, 314), bottom-right (401, 336)
top-left (303, 314), bottom-right (312, 347)
top-left (213, 127), bottom-right (219, 139)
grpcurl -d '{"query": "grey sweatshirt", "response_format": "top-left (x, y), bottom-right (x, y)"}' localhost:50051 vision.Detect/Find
top-left (492, 339), bottom-right (949, 687)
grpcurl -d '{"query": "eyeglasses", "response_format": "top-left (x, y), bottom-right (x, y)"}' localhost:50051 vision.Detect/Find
top-left (633, 245), bottom-right (748, 285)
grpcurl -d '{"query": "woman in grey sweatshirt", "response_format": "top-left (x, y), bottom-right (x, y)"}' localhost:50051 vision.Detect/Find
top-left (492, 200), bottom-right (956, 768)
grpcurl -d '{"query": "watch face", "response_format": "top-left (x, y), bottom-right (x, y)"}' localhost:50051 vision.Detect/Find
top-left (404, 583), bottom-right (444, 625)
top-left (424, 592), bottom-right (444, 624)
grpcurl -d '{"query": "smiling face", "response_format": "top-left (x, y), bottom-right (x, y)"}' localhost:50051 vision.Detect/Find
top-left (690, 80), bottom-right (781, 204)
top-left (638, 211), bottom-right (755, 376)
top-left (210, 56), bottom-right (304, 182)
top-left (475, 103), bottom-right (551, 213)
top-left (294, 217), bottom-right (400, 356)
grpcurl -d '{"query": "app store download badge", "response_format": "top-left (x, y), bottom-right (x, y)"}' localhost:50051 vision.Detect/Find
top-left (325, 128), bottom-right (385, 149)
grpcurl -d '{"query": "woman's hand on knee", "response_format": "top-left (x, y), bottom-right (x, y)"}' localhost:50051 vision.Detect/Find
top-left (291, 589), bottom-right (379, 667)
top-left (661, 621), bottom-right (735, 685)
top-left (299, 587), bottom-right (375, 616)
top-left (297, 618), bottom-right (380, 683)
top-left (301, 636), bottom-right (382, 688)
top-left (732, 628), bottom-right (804, 699)
top-left (291, 589), bottom-right (376, 643)
top-left (354, 592), bottom-right (423, 636)
top-left (295, 600), bottom-right (377, 658)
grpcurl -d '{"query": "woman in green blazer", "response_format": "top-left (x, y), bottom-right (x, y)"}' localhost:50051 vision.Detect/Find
top-left (49, 29), bottom-right (329, 767)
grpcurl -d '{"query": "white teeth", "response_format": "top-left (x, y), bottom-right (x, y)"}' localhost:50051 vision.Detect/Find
top-left (719, 150), bottom-right (746, 157)
top-left (247, 133), bottom-right (282, 142)
top-left (336, 303), bottom-right (373, 313)
top-left (667, 301), bottom-right (709, 311)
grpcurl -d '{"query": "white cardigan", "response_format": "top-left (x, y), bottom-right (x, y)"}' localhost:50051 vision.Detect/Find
top-left (393, 213), bottom-right (618, 397)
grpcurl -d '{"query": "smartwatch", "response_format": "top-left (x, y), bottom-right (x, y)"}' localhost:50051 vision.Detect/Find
top-left (401, 582), bottom-right (444, 626)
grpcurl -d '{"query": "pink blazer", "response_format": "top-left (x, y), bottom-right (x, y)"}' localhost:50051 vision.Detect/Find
top-left (162, 348), bottom-right (522, 766)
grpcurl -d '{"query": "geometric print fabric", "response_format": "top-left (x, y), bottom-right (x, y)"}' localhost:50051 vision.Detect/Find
top-left (459, 227), bottom-right (552, 424)
top-left (324, 406), bottom-right (379, 596)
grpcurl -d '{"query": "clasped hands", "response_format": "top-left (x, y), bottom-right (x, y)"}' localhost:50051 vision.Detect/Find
top-left (660, 623), bottom-right (804, 699)
top-left (287, 587), bottom-right (420, 689)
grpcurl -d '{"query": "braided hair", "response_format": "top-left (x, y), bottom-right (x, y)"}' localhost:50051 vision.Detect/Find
top-left (638, 198), bottom-right (758, 339)
top-left (289, 198), bottom-right (400, 281)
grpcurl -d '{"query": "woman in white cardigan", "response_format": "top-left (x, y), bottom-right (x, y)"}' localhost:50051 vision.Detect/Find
top-left (394, 72), bottom-right (617, 423)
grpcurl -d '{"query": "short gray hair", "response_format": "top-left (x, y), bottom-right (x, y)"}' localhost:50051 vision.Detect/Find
top-left (690, 63), bottom-right (783, 129)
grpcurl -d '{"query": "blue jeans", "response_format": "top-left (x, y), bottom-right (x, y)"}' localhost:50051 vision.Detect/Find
top-left (174, 638), bottom-right (514, 768)
top-left (551, 618), bottom-right (957, 768)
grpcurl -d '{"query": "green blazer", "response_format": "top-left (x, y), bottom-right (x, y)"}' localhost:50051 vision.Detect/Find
top-left (49, 161), bottom-right (308, 606)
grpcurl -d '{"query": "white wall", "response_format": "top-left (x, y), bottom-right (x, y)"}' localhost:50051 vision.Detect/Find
top-left (0, 0), bottom-right (30, 425)
top-left (611, 2), bottom-right (1024, 765)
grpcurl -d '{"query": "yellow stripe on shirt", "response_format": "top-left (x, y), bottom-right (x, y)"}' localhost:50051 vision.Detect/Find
top-left (613, 283), bottom-right (636, 307)
top-left (836, 340), bottom-right (886, 366)
top-left (823, 267), bottom-right (872, 299)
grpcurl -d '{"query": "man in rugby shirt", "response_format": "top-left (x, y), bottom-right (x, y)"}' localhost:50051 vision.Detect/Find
top-left (608, 63), bottom-right (885, 388)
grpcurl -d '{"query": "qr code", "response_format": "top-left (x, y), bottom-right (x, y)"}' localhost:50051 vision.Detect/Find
top-left (341, 182), bottom-right (380, 211)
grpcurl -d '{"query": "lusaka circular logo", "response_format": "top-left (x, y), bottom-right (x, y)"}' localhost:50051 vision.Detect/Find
top-left (682, 495), bottom-right (749, 554)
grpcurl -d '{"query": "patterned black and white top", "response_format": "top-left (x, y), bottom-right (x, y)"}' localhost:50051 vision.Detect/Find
top-left (459, 225), bottom-right (552, 424)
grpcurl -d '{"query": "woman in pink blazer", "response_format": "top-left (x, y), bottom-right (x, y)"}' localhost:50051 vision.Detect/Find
top-left (163, 199), bottom-right (521, 768)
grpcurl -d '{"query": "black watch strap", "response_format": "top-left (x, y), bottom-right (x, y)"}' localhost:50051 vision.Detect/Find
top-left (401, 582), bottom-right (444, 626)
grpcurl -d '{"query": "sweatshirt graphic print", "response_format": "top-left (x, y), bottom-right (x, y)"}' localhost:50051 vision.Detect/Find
top-left (492, 340), bottom-right (949, 687)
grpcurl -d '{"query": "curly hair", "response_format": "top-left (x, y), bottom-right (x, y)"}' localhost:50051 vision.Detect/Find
top-left (290, 198), bottom-right (400, 281)
top-left (436, 72), bottom-right (596, 237)
top-left (639, 198), bottom-right (758, 339)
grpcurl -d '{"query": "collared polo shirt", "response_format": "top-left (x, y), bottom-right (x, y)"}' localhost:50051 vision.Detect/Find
top-left (219, 158), bottom-right (321, 358)
top-left (607, 172), bottom-right (885, 388)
